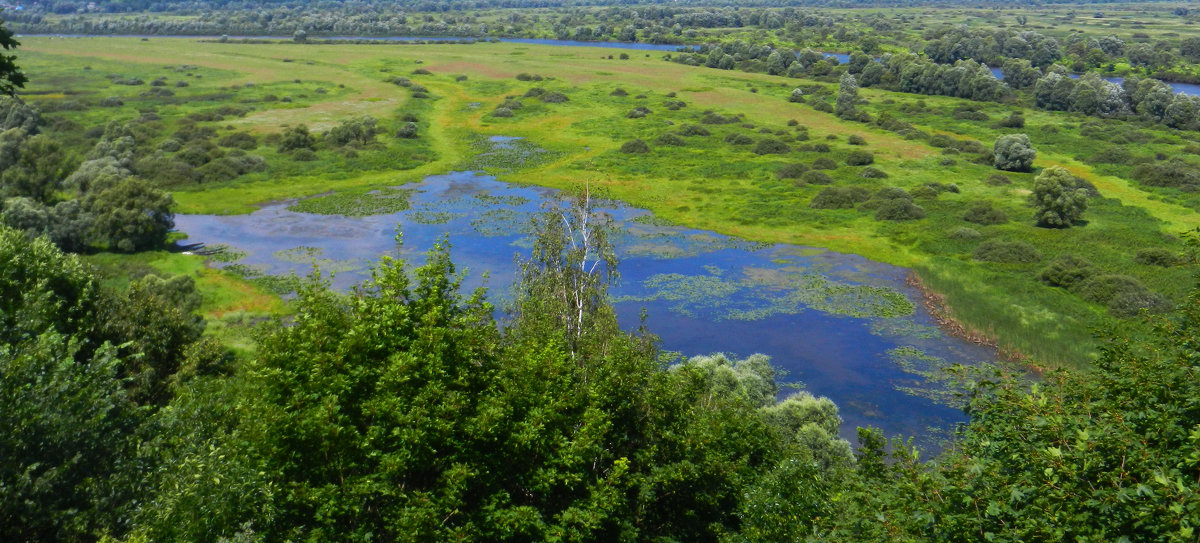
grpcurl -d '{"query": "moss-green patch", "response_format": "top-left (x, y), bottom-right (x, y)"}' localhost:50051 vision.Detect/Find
top-left (287, 187), bottom-right (413, 216)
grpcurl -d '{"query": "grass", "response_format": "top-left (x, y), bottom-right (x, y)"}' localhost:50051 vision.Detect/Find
top-left (17, 36), bottom-right (1198, 368)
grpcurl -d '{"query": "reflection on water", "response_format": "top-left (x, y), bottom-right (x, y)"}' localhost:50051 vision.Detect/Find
top-left (175, 170), bottom-right (996, 450)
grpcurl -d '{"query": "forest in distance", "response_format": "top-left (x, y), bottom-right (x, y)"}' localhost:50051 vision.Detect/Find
top-left (3, 0), bottom-right (1200, 541)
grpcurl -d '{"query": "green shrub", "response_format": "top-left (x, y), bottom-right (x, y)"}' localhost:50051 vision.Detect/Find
top-left (875, 199), bottom-right (925, 221)
top-left (1130, 159), bottom-right (1200, 190)
top-left (777, 163), bottom-right (810, 179)
top-left (811, 157), bottom-right (837, 170)
top-left (292, 148), bottom-right (318, 161)
top-left (620, 139), bottom-right (650, 153)
top-left (973, 240), bottom-right (1042, 264)
top-left (847, 134), bottom-right (866, 145)
top-left (491, 107), bottom-right (514, 118)
top-left (523, 87), bottom-right (545, 98)
top-left (962, 202), bottom-right (1009, 225)
top-left (859, 167), bottom-right (888, 179)
top-left (802, 171), bottom-right (833, 185)
top-left (753, 139), bottom-right (789, 155)
top-left (679, 124), bottom-right (710, 137)
top-left (724, 133), bottom-right (754, 145)
top-left (986, 173), bottom-right (1012, 186)
top-left (1038, 255), bottom-right (1094, 288)
top-left (1133, 248), bottom-right (1179, 267)
top-left (611, 88), bottom-right (628, 96)
top-left (810, 186), bottom-right (870, 209)
top-left (627, 106), bottom-right (652, 119)
top-left (396, 122), bottom-right (419, 139)
top-left (846, 150), bottom-right (874, 166)
top-left (217, 132), bottom-right (257, 150)
top-left (655, 133), bottom-right (685, 146)
top-left (947, 227), bottom-right (981, 240)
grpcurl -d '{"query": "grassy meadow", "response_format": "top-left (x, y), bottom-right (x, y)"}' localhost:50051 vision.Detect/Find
top-left (15, 36), bottom-right (1197, 367)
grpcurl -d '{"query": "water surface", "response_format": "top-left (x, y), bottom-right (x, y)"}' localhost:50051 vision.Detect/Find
top-left (176, 170), bottom-right (996, 450)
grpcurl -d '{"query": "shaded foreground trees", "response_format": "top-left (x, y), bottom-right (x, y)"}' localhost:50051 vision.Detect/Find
top-left (3, 213), bottom-right (1200, 541)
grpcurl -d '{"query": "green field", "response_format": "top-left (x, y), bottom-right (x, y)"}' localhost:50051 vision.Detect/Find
top-left (14, 36), bottom-right (1197, 367)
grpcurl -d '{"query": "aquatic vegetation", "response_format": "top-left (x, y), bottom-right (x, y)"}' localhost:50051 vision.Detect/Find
top-left (287, 187), bottom-right (412, 216)
top-left (888, 346), bottom-right (969, 408)
top-left (459, 135), bottom-right (562, 172)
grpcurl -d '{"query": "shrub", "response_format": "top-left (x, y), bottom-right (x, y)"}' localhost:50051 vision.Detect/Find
top-left (947, 227), bottom-right (981, 240)
top-left (217, 132), bottom-right (257, 150)
top-left (523, 87), bottom-right (545, 98)
top-left (701, 112), bottom-right (738, 125)
top-left (1033, 166), bottom-right (1089, 228)
top-left (655, 133), bottom-right (685, 146)
top-left (292, 148), bottom-right (318, 161)
top-left (802, 171), bottom-right (833, 185)
top-left (1039, 255), bottom-right (1095, 288)
top-left (812, 101), bottom-right (833, 113)
top-left (973, 240), bottom-right (1042, 264)
top-left (627, 106), bottom-right (652, 119)
top-left (724, 134), bottom-right (754, 145)
top-left (540, 92), bottom-right (569, 103)
top-left (847, 134), bottom-right (866, 145)
top-left (810, 186), bottom-right (870, 209)
top-left (412, 68), bottom-right (432, 75)
top-left (1130, 159), bottom-right (1200, 190)
top-left (1073, 274), bottom-right (1151, 305)
top-left (611, 88), bottom-right (628, 96)
top-left (875, 199), bottom-right (925, 221)
top-left (396, 122), bottom-right (419, 139)
top-left (801, 143), bottom-right (831, 153)
top-left (99, 96), bottom-right (124, 107)
top-left (788, 88), bottom-right (805, 103)
top-left (1107, 290), bottom-right (1172, 318)
top-left (491, 107), bottom-right (514, 118)
top-left (777, 163), bottom-right (810, 179)
top-left (859, 167), bottom-right (888, 179)
top-left (986, 173), bottom-right (1012, 186)
top-left (845, 150), bottom-right (874, 166)
top-left (997, 112), bottom-right (1026, 128)
top-left (811, 157), bottom-right (837, 170)
top-left (1134, 248), bottom-right (1179, 267)
top-left (753, 139), bottom-right (789, 155)
top-left (994, 134), bottom-right (1036, 172)
top-left (516, 73), bottom-right (535, 81)
top-left (679, 124), bottom-right (710, 137)
top-left (962, 202), bottom-right (1009, 225)
top-left (620, 139), bottom-right (650, 153)
top-left (455, 75), bottom-right (468, 82)
top-left (399, 113), bottom-right (419, 122)
top-left (929, 134), bottom-right (955, 148)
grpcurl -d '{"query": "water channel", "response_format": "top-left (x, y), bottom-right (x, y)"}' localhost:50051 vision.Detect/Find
top-left (175, 163), bottom-right (998, 451)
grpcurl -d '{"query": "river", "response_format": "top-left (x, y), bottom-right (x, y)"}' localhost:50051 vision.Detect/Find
top-left (175, 163), bottom-right (998, 452)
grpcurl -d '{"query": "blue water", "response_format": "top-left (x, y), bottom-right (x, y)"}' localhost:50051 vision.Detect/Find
top-left (175, 170), bottom-right (996, 450)
top-left (988, 65), bottom-right (1200, 96)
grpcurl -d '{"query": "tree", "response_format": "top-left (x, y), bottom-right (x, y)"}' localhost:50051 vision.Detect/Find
top-left (292, 29), bottom-right (307, 43)
top-left (1031, 166), bottom-right (1088, 228)
top-left (85, 177), bottom-right (174, 252)
top-left (1, 135), bottom-right (72, 203)
top-left (835, 72), bottom-right (861, 119)
top-left (993, 133), bottom-right (1036, 172)
top-left (0, 16), bottom-right (27, 96)
top-left (278, 124), bottom-right (315, 152)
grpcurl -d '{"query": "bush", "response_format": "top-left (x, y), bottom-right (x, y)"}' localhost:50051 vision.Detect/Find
top-left (1107, 290), bottom-right (1172, 318)
top-left (947, 227), bottom-right (981, 240)
top-left (279, 125), bottom-right (316, 152)
top-left (724, 133), bottom-right (754, 145)
top-left (875, 199), bottom-right (925, 221)
top-left (859, 167), bottom-right (888, 179)
top-left (801, 143), bottom-right (831, 153)
top-left (1033, 166), bottom-right (1089, 228)
top-left (1130, 159), bottom-right (1200, 190)
top-left (1134, 248), bottom-right (1179, 267)
top-left (396, 122), bottom-right (419, 139)
top-left (753, 139), bottom-right (789, 155)
top-left (627, 106), bottom-right (653, 119)
top-left (777, 163), bottom-right (810, 179)
top-left (701, 112), bottom-right (738, 125)
top-left (1073, 274), bottom-right (1153, 305)
top-left (810, 186), bottom-right (870, 209)
top-left (811, 157), bottom-right (837, 170)
top-left (997, 112), bottom-right (1026, 128)
top-left (412, 68), bottom-right (432, 75)
top-left (620, 139), bottom-right (650, 153)
top-left (847, 134), bottom-right (866, 145)
top-left (523, 87), bottom-right (545, 98)
top-left (812, 101), bottom-right (833, 113)
top-left (491, 107), bottom-right (514, 118)
top-left (973, 240), bottom-right (1042, 264)
top-left (994, 133), bottom-right (1036, 172)
top-left (292, 148), bottom-right (318, 161)
top-left (611, 88), bottom-right (628, 96)
top-left (99, 96), bottom-right (124, 107)
top-left (802, 171), bottom-right (833, 185)
top-left (655, 133), bottom-right (685, 146)
top-left (679, 124), bottom-right (710, 137)
top-left (962, 202), bottom-right (1009, 225)
top-left (1039, 255), bottom-right (1095, 288)
top-left (540, 92), bottom-right (569, 103)
top-left (986, 173), bottom-right (1013, 186)
top-left (845, 150), bottom-right (874, 166)
top-left (217, 132), bottom-right (257, 150)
